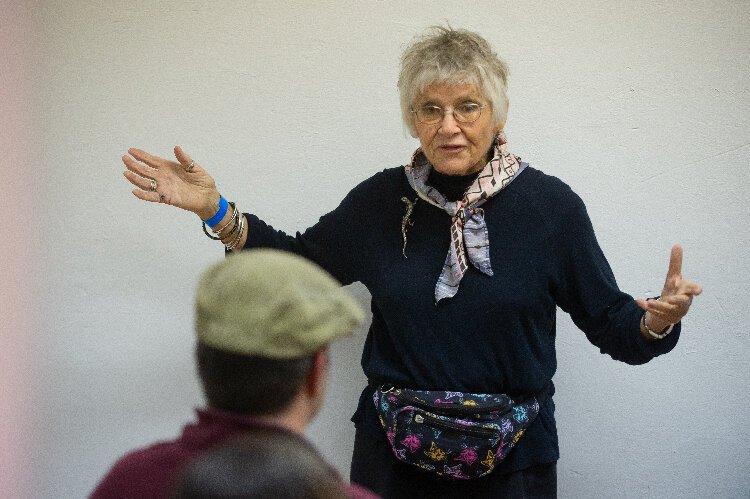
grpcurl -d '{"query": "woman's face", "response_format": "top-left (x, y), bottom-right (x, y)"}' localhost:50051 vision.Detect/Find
top-left (413, 82), bottom-right (502, 176)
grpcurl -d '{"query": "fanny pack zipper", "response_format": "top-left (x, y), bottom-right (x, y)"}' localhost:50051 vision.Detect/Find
top-left (407, 410), bottom-right (499, 437)
top-left (393, 389), bottom-right (514, 415)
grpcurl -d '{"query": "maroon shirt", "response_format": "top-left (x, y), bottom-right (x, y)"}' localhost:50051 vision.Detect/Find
top-left (90, 408), bottom-right (378, 499)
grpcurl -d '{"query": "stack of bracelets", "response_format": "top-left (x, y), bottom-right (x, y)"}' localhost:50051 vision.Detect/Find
top-left (202, 195), bottom-right (245, 251)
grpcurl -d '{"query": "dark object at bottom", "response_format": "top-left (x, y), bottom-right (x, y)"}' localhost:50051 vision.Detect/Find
top-left (350, 426), bottom-right (557, 499)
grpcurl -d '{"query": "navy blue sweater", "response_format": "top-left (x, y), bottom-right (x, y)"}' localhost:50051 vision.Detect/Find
top-left (243, 165), bottom-right (679, 473)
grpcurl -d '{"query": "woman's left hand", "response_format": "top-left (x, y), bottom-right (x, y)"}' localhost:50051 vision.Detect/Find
top-left (636, 244), bottom-right (703, 332)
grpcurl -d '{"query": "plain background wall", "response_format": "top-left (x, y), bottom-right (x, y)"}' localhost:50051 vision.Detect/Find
top-left (2, 0), bottom-right (748, 497)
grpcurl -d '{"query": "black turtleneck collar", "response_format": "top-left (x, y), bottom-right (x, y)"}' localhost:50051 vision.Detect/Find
top-left (426, 169), bottom-right (479, 202)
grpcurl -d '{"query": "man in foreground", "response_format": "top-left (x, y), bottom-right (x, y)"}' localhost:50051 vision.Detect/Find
top-left (91, 249), bottom-right (376, 498)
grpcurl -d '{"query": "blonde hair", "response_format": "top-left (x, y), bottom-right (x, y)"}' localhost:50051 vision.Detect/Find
top-left (398, 26), bottom-right (510, 137)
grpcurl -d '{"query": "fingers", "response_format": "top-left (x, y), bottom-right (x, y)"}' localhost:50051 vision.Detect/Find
top-left (122, 154), bottom-right (156, 179)
top-left (680, 279), bottom-right (703, 296)
top-left (131, 187), bottom-right (162, 204)
top-left (128, 147), bottom-right (170, 169)
top-left (174, 145), bottom-right (201, 173)
top-left (639, 298), bottom-right (674, 315)
top-left (122, 153), bottom-right (160, 195)
top-left (666, 244), bottom-right (683, 281)
top-left (123, 170), bottom-right (155, 192)
top-left (640, 296), bottom-right (687, 324)
top-left (638, 285), bottom-right (699, 325)
top-left (635, 298), bottom-right (649, 312)
top-left (173, 145), bottom-right (192, 167)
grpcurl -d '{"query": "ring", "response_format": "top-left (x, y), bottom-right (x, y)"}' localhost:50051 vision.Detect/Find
top-left (186, 160), bottom-right (195, 172)
top-left (149, 179), bottom-right (158, 192)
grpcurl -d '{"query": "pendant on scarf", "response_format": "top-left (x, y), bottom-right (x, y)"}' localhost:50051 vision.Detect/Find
top-left (401, 196), bottom-right (418, 258)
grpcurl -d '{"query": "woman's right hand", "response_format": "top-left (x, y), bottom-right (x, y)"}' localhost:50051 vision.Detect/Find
top-left (122, 146), bottom-right (221, 220)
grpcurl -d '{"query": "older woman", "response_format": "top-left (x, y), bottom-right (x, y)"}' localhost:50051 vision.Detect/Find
top-left (122, 27), bottom-right (701, 498)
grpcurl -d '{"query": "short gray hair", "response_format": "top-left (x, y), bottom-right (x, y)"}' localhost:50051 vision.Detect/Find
top-left (398, 26), bottom-right (510, 137)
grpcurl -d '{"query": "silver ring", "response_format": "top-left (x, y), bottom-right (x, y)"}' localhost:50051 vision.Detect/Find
top-left (149, 179), bottom-right (158, 192)
top-left (186, 160), bottom-right (195, 172)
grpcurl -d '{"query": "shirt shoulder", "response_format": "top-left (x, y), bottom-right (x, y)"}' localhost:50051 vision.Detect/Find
top-left (347, 165), bottom-right (409, 197)
top-left (510, 166), bottom-right (589, 229)
top-left (332, 166), bottom-right (412, 219)
top-left (514, 166), bottom-right (583, 210)
top-left (90, 441), bottom-right (186, 499)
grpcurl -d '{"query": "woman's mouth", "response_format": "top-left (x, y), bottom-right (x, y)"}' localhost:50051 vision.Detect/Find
top-left (439, 145), bottom-right (465, 153)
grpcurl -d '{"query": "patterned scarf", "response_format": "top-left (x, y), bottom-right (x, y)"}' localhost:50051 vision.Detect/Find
top-left (405, 132), bottom-right (524, 303)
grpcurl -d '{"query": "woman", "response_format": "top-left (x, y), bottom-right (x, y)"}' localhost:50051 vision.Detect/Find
top-left (122, 26), bottom-right (702, 498)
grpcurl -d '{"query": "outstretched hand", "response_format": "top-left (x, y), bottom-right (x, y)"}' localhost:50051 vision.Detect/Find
top-left (636, 245), bottom-right (703, 330)
top-left (122, 146), bottom-right (220, 220)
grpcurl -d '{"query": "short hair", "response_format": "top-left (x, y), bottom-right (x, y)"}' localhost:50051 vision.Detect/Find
top-left (196, 342), bottom-right (314, 415)
top-left (398, 25), bottom-right (510, 137)
top-left (172, 429), bottom-right (348, 499)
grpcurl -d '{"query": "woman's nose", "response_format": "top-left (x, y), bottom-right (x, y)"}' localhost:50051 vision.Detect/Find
top-left (437, 110), bottom-right (461, 134)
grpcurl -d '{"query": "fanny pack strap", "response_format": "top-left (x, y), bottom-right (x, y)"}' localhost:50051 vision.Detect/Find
top-left (369, 380), bottom-right (553, 402)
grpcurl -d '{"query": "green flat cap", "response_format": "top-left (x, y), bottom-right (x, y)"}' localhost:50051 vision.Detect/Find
top-left (195, 249), bottom-right (363, 359)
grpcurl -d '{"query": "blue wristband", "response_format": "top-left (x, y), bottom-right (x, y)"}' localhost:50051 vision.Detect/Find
top-left (204, 195), bottom-right (229, 227)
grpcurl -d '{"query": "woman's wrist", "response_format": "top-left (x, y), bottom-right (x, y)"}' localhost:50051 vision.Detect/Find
top-left (196, 191), bottom-right (222, 221)
top-left (203, 195), bottom-right (229, 227)
top-left (645, 312), bottom-right (671, 334)
top-left (200, 201), bottom-right (248, 252)
top-left (640, 311), bottom-right (673, 341)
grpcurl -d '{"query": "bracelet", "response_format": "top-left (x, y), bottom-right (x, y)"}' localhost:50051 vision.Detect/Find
top-left (220, 207), bottom-right (242, 240)
top-left (642, 297), bottom-right (674, 339)
top-left (203, 195), bottom-right (228, 227)
top-left (213, 203), bottom-right (238, 236)
top-left (202, 202), bottom-right (236, 241)
top-left (225, 213), bottom-right (245, 251)
top-left (199, 199), bottom-right (245, 250)
top-left (202, 221), bottom-right (222, 241)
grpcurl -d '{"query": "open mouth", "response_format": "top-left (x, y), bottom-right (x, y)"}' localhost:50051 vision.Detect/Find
top-left (440, 145), bottom-right (465, 153)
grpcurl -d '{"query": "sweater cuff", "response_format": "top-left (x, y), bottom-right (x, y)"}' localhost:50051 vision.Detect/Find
top-left (635, 317), bottom-right (681, 357)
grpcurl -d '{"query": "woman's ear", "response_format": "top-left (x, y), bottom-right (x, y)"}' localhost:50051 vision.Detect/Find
top-left (495, 99), bottom-right (509, 134)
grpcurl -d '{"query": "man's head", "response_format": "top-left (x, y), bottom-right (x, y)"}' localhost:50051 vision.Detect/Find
top-left (172, 429), bottom-right (348, 499)
top-left (193, 249), bottom-right (363, 422)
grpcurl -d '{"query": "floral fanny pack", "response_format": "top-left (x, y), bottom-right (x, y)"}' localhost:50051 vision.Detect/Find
top-left (373, 383), bottom-right (550, 480)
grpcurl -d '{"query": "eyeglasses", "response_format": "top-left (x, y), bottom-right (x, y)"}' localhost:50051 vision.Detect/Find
top-left (410, 102), bottom-right (486, 125)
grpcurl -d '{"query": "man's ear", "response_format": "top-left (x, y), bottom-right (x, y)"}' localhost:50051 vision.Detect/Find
top-left (305, 347), bottom-right (330, 400)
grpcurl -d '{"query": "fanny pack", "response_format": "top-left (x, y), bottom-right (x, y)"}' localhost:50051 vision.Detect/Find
top-left (373, 383), bottom-right (550, 479)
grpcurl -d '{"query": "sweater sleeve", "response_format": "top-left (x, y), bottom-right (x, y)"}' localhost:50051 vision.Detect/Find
top-left (241, 174), bottom-right (382, 286)
top-left (551, 189), bottom-right (680, 365)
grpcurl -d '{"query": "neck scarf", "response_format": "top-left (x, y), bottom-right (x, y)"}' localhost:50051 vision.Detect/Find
top-left (405, 132), bottom-right (524, 303)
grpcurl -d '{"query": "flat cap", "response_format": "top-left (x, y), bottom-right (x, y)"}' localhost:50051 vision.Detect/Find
top-left (195, 249), bottom-right (363, 359)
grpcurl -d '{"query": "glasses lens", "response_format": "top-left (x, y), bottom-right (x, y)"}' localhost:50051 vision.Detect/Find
top-left (415, 103), bottom-right (484, 124)
top-left (454, 103), bottom-right (482, 123)
top-left (417, 105), bottom-right (443, 124)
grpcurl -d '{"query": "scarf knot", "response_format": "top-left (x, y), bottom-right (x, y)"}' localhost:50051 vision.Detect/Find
top-left (405, 132), bottom-right (525, 303)
top-left (456, 206), bottom-right (484, 225)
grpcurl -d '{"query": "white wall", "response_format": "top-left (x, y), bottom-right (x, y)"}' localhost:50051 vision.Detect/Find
top-left (8, 0), bottom-right (748, 497)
